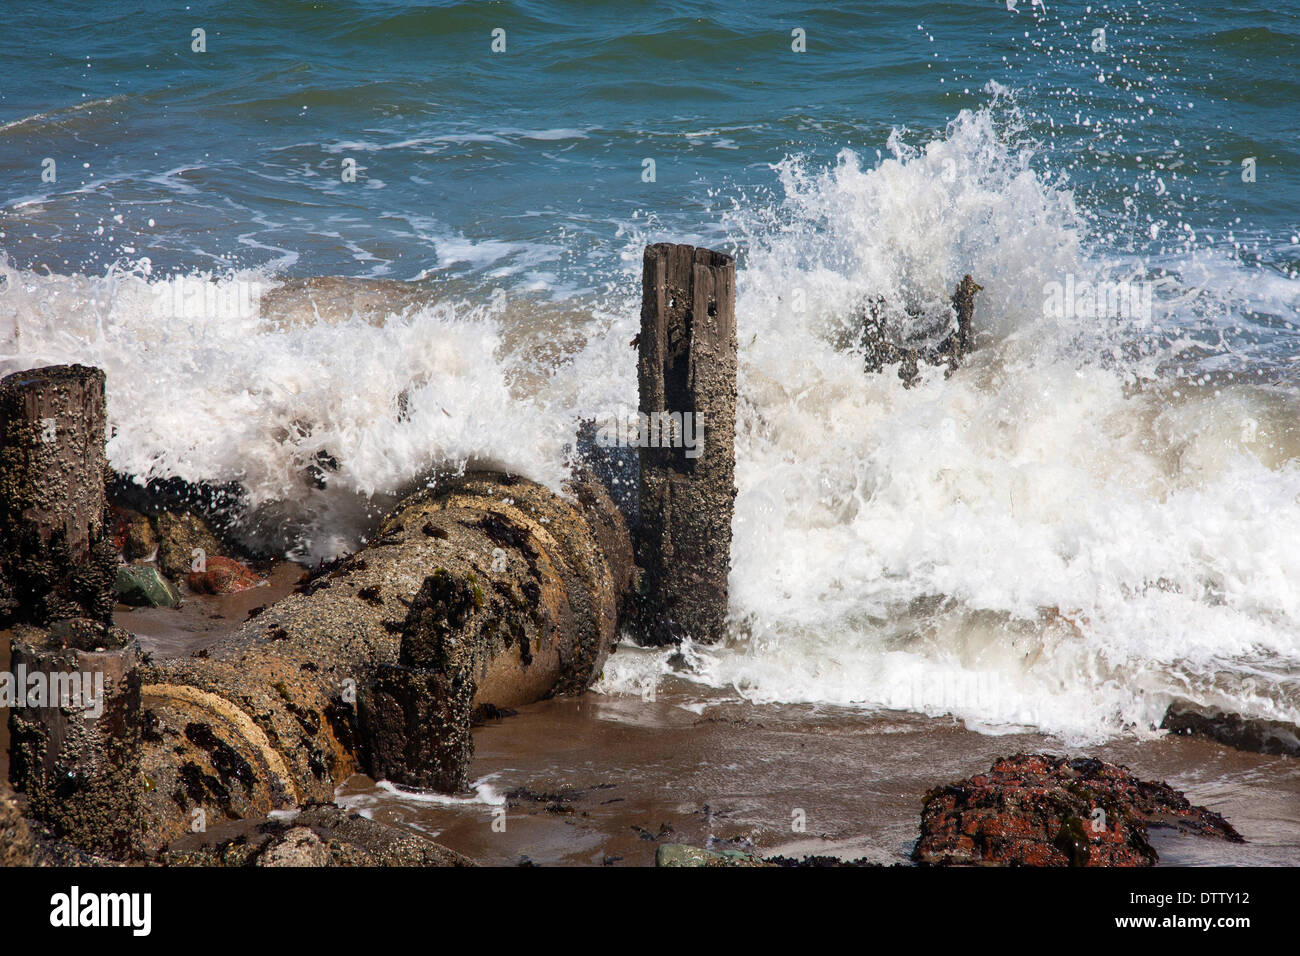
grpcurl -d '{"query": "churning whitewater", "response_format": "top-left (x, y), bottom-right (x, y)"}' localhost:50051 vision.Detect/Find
top-left (3, 100), bottom-right (1299, 745)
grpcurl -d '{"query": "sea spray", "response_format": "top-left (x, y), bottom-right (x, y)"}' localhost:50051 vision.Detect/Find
top-left (0, 258), bottom-right (575, 561)
top-left (3, 99), bottom-right (1298, 743)
top-left (604, 101), bottom-right (1300, 743)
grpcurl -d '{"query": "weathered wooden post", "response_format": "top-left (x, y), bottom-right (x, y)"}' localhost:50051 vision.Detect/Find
top-left (0, 364), bottom-right (144, 857)
top-left (7, 621), bottom-right (145, 859)
top-left (634, 244), bottom-right (737, 645)
top-left (0, 364), bottom-right (115, 627)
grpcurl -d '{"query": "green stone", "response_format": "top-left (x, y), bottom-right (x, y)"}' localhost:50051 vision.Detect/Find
top-left (115, 563), bottom-right (181, 608)
top-left (655, 843), bottom-right (770, 867)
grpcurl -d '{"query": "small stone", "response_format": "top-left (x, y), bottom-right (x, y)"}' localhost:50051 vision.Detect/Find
top-left (156, 511), bottom-right (224, 580)
top-left (115, 563), bottom-right (182, 608)
top-left (256, 827), bottom-right (332, 867)
top-left (124, 513), bottom-right (157, 561)
top-left (188, 556), bottom-right (263, 594)
top-left (656, 843), bottom-right (771, 867)
top-left (109, 505), bottom-right (156, 559)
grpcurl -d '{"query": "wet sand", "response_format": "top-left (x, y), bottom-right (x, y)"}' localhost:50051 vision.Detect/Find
top-left (116, 561), bottom-right (307, 658)
top-left (5, 577), bottom-right (1298, 866)
top-left (340, 663), bottom-right (1300, 867)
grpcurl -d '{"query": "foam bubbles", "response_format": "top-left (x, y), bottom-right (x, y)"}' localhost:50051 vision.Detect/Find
top-left (3, 96), bottom-right (1298, 744)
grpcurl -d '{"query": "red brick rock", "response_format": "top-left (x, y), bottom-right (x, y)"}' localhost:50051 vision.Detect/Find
top-left (187, 556), bottom-right (263, 594)
top-left (913, 753), bottom-right (1241, 867)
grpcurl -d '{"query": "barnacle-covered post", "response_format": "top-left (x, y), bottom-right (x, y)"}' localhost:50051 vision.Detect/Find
top-left (1, 364), bottom-right (145, 857)
top-left (0, 364), bottom-right (115, 627)
top-left (7, 621), bottom-right (145, 859)
top-left (634, 243), bottom-right (738, 644)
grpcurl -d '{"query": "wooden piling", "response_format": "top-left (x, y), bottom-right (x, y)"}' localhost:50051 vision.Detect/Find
top-left (0, 364), bottom-right (115, 628)
top-left (7, 621), bottom-right (144, 859)
top-left (0, 364), bottom-right (142, 857)
top-left (634, 243), bottom-right (737, 645)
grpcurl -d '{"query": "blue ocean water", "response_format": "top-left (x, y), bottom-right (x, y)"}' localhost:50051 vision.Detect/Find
top-left (2, 1), bottom-right (1299, 740)
top-left (1, 1), bottom-right (1296, 288)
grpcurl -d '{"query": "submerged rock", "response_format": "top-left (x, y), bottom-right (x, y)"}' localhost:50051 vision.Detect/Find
top-left (187, 555), bottom-right (264, 595)
top-left (158, 804), bottom-right (474, 867)
top-left (258, 276), bottom-right (432, 331)
top-left (155, 511), bottom-right (225, 581)
top-left (656, 843), bottom-right (772, 867)
top-left (115, 563), bottom-right (182, 608)
top-left (913, 753), bottom-right (1241, 867)
top-left (1161, 700), bottom-right (1300, 758)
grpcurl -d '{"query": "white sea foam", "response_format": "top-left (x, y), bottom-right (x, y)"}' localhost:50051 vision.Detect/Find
top-left (2, 97), bottom-right (1298, 743)
top-left (599, 100), bottom-right (1300, 743)
top-left (356, 778), bottom-right (506, 807)
top-left (0, 261), bottom-right (575, 560)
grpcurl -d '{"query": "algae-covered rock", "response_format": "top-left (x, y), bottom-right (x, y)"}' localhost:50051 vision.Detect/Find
top-left (159, 804), bottom-right (475, 867)
top-left (656, 843), bottom-right (772, 867)
top-left (0, 781), bottom-right (34, 867)
top-left (115, 563), bottom-right (182, 608)
top-left (913, 753), bottom-right (1242, 867)
top-left (155, 511), bottom-right (224, 580)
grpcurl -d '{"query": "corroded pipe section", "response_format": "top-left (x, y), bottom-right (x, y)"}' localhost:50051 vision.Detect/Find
top-left (136, 470), bottom-right (632, 850)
